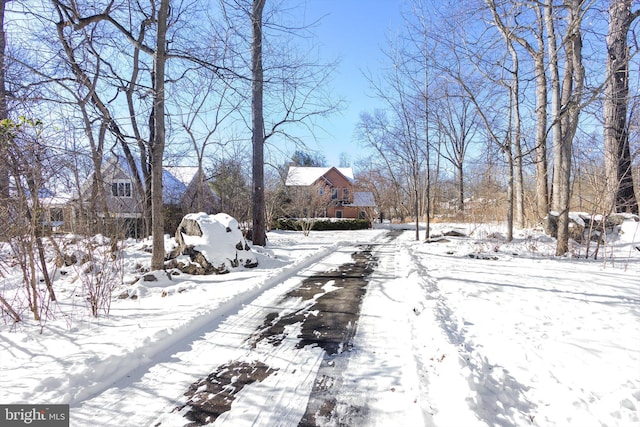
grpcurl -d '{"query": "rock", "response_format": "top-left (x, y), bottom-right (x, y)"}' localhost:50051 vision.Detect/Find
top-left (545, 212), bottom-right (639, 243)
top-left (425, 237), bottom-right (451, 244)
top-left (55, 253), bottom-right (78, 268)
top-left (545, 212), bottom-right (585, 242)
top-left (168, 212), bottom-right (259, 275)
top-left (468, 253), bottom-right (499, 261)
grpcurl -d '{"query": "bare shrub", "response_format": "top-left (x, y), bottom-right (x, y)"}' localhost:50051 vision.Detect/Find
top-left (74, 236), bottom-right (124, 317)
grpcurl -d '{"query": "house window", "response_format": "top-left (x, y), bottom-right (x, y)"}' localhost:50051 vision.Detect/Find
top-left (331, 188), bottom-right (338, 200)
top-left (335, 210), bottom-right (343, 219)
top-left (318, 186), bottom-right (325, 196)
top-left (112, 180), bottom-right (132, 198)
top-left (50, 208), bottom-right (64, 223)
top-left (343, 188), bottom-right (350, 201)
top-left (358, 211), bottom-right (366, 219)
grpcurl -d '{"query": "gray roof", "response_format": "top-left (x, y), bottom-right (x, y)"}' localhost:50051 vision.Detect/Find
top-left (349, 192), bottom-right (376, 207)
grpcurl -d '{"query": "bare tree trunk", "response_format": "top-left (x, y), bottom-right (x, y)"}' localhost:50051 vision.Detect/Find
top-left (509, 41), bottom-right (524, 229)
top-left (0, 294), bottom-right (20, 323)
top-left (0, 0), bottom-right (8, 238)
top-left (604, 0), bottom-right (640, 214)
top-left (555, 12), bottom-right (574, 256)
top-left (251, 0), bottom-right (267, 246)
top-left (533, 23), bottom-right (549, 222)
top-left (549, 0), bottom-right (585, 256)
top-left (456, 163), bottom-right (464, 213)
top-left (531, 5), bottom-right (550, 223)
top-left (546, 1), bottom-right (562, 214)
top-left (414, 181), bottom-right (419, 240)
top-left (150, 0), bottom-right (170, 270)
top-left (506, 150), bottom-right (514, 242)
top-left (502, 82), bottom-right (515, 242)
top-left (488, 0), bottom-right (524, 230)
top-left (425, 70), bottom-right (431, 240)
top-left (489, 1), bottom-right (549, 224)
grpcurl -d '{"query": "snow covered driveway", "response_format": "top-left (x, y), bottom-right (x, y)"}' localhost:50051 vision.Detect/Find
top-left (152, 230), bottom-right (429, 426)
top-left (76, 231), bottom-right (412, 427)
top-left (1, 225), bottom-right (639, 427)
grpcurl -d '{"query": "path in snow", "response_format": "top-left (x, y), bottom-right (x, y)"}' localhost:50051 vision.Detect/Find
top-left (173, 244), bottom-right (378, 425)
top-left (147, 231), bottom-right (406, 427)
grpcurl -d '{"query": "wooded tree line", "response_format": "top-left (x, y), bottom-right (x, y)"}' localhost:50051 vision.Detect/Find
top-left (0, 0), bottom-right (638, 264)
top-left (0, 0), bottom-right (339, 270)
top-left (356, 0), bottom-right (640, 255)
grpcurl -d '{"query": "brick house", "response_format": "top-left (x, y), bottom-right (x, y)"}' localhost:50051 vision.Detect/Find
top-left (284, 166), bottom-right (376, 220)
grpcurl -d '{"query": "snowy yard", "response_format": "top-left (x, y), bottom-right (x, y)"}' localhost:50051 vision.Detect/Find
top-left (0, 221), bottom-right (639, 426)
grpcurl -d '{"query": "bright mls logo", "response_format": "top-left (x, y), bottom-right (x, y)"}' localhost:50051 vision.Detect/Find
top-left (0, 405), bottom-right (69, 426)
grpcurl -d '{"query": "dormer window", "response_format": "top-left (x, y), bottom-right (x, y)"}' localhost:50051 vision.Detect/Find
top-left (343, 188), bottom-right (350, 201)
top-left (331, 188), bottom-right (338, 200)
top-left (112, 180), bottom-right (132, 198)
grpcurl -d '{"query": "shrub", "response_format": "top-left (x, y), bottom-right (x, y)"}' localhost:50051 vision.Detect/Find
top-left (273, 218), bottom-right (370, 231)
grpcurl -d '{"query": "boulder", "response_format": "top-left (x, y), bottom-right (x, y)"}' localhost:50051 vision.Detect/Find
top-left (545, 212), bottom-right (639, 243)
top-left (167, 212), bottom-right (258, 275)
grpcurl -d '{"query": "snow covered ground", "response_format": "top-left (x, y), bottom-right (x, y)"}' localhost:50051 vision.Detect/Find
top-left (0, 220), bottom-right (639, 426)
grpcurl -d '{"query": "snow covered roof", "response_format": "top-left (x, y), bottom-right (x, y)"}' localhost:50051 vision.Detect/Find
top-left (11, 175), bottom-right (74, 205)
top-left (164, 166), bottom-right (199, 187)
top-left (162, 169), bottom-right (188, 205)
top-left (39, 192), bottom-right (73, 207)
top-left (102, 156), bottom-right (188, 204)
top-left (349, 191), bottom-right (376, 207)
top-left (19, 186), bottom-right (73, 206)
top-left (285, 166), bottom-right (354, 186)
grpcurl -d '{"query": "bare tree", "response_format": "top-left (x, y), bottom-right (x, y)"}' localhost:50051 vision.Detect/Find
top-left (50, 0), bottom-right (180, 269)
top-left (399, 0), bottom-right (441, 239)
top-left (486, 0), bottom-right (526, 229)
top-left (1, 117), bottom-right (60, 320)
top-left (212, 155), bottom-right (251, 225)
top-left (431, 81), bottom-right (479, 214)
top-left (361, 37), bottom-right (428, 240)
top-left (148, 0), bottom-right (170, 269)
top-left (546, 0), bottom-right (586, 255)
top-left (603, 0), bottom-right (640, 214)
top-left (219, 0), bottom-right (341, 245)
top-left (250, 0), bottom-right (266, 246)
top-left (0, 0), bottom-right (9, 241)
top-left (175, 62), bottom-right (241, 214)
top-left (357, 107), bottom-right (426, 239)
top-left (513, 1), bottom-right (550, 222)
top-left (286, 184), bottom-right (332, 236)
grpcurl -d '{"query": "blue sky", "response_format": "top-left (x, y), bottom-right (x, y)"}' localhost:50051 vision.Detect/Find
top-left (291, 0), bottom-right (405, 168)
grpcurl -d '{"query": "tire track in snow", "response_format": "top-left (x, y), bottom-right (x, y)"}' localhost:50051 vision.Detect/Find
top-left (406, 244), bottom-right (538, 426)
top-left (298, 229), bottom-right (429, 427)
top-left (148, 233), bottom-right (393, 427)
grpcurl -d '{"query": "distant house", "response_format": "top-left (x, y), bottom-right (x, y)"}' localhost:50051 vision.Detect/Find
top-left (72, 157), bottom-right (219, 236)
top-left (285, 166), bottom-right (376, 220)
top-left (38, 189), bottom-right (74, 233)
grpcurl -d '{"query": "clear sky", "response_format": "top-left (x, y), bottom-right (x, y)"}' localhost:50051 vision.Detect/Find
top-left (292, 0), bottom-right (405, 168)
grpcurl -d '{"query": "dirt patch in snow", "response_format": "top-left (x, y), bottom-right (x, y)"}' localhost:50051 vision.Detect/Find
top-left (177, 360), bottom-right (277, 426)
top-left (250, 245), bottom-right (377, 355)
